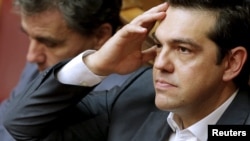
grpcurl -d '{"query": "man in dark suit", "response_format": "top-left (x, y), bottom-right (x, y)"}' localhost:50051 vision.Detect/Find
top-left (3, 0), bottom-right (250, 141)
top-left (0, 0), bottom-right (131, 140)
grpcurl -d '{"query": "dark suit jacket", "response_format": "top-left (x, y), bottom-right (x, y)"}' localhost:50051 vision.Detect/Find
top-left (1, 61), bottom-right (131, 141)
top-left (3, 61), bottom-right (250, 141)
top-left (0, 62), bottom-right (39, 141)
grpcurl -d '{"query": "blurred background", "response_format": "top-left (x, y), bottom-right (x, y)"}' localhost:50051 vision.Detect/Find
top-left (0, 0), bottom-right (29, 101)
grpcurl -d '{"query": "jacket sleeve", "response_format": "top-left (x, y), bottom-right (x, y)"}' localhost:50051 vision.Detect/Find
top-left (0, 62), bottom-right (39, 141)
top-left (3, 61), bottom-right (106, 141)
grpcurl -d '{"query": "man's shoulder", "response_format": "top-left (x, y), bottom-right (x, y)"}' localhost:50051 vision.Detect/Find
top-left (95, 66), bottom-right (152, 91)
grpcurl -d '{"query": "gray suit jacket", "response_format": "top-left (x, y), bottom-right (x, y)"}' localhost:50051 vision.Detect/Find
top-left (0, 63), bottom-right (39, 141)
top-left (3, 61), bottom-right (250, 141)
top-left (1, 62), bottom-right (131, 141)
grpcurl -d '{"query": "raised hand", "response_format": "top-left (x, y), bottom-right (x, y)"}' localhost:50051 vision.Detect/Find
top-left (84, 3), bottom-right (168, 76)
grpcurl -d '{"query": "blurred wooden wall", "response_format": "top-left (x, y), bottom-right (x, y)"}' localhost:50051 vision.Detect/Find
top-left (0, 0), bottom-right (28, 101)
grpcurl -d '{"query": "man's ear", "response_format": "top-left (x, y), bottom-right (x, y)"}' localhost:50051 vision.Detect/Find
top-left (223, 46), bottom-right (247, 81)
top-left (94, 23), bottom-right (113, 50)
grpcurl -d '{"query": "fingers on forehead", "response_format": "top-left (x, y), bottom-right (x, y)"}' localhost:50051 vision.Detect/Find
top-left (144, 2), bottom-right (168, 14)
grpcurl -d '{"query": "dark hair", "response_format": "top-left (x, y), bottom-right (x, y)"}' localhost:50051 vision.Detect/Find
top-left (13, 0), bottom-right (122, 35)
top-left (167, 0), bottom-right (250, 88)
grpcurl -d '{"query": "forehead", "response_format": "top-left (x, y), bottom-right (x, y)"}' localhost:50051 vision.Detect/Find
top-left (155, 6), bottom-right (216, 42)
top-left (20, 9), bottom-right (71, 37)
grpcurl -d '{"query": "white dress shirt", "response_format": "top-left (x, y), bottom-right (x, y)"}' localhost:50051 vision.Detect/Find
top-left (57, 50), bottom-right (106, 86)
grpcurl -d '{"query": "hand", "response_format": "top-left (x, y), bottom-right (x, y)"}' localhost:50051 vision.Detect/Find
top-left (84, 3), bottom-right (168, 76)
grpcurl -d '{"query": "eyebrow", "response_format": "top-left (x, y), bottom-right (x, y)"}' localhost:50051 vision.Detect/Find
top-left (170, 38), bottom-right (201, 49)
top-left (152, 32), bottom-right (201, 49)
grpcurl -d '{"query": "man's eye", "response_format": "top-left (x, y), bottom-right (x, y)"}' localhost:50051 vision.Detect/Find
top-left (37, 38), bottom-right (59, 48)
top-left (155, 43), bottom-right (162, 48)
top-left (44, 42), bottom-right (57, 48)
top-left (178, 47), bottom-right (190, 53)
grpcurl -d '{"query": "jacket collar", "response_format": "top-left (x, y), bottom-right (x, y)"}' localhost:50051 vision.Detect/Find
top-left (131, 110), bottom-right (171, 141)
top-left (217, 88), bottom-right (250, 124)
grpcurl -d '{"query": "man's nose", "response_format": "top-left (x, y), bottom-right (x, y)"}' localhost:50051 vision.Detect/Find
top-left (154, 48), bottom-right (174, 73)
top-left (26, 40), bottom-right (46, 64)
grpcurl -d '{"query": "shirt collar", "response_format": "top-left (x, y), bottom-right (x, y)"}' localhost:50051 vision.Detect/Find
top-left (167, 89), bottom-right (238, 141)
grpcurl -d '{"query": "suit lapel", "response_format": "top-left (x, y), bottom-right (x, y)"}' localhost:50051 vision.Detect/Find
top-left (132, 111), bottom-right (172, 141)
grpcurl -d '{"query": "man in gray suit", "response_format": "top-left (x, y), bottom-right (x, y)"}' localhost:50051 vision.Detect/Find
top-left (0, 0), bottom-right (132, 140)
top-left (3, 0), bottom-right (250, 141)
